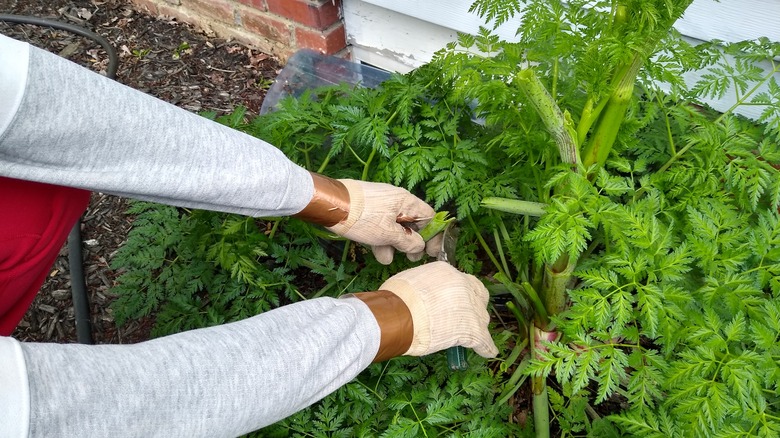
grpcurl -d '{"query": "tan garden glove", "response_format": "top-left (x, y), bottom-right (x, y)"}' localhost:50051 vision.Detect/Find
top-left (348, 261), bottom-right (498, 362)
top-left (294, 172), bottom-right (439, 264)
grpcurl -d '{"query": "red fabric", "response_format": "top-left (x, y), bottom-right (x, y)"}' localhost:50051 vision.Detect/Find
top-left (0, 177), bottom-right (91, 335)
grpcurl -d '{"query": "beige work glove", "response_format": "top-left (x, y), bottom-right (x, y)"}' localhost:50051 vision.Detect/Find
top-left (379, 261), bottom-right (498, 358)
top-left (294, 173), bottom-right (439, 265)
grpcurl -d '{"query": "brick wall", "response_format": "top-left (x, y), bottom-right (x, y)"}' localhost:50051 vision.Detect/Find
top-left (129, 0), bottom-right (346, 60)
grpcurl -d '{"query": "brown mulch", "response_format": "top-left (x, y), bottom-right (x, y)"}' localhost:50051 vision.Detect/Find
top-left (3, 0), bottom-right (282, 344)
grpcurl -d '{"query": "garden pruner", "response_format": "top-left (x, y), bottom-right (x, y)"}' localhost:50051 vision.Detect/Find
top-left (437, 221), bottom-right (469, 371)
top-left (399, 211), bottom-right (467, 370)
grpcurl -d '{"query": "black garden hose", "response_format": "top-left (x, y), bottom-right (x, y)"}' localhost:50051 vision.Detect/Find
top-left (0, 14), bottom-right (118, 78)
top-left (1, 14), bottom-right (120, 344)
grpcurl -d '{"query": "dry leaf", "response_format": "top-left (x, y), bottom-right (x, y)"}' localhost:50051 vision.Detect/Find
top-left (77, 8), bottom-right (93, 20)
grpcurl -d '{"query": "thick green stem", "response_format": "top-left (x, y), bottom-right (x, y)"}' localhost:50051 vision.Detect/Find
top-left (533, 386), bottom-right (550, 438)
top-left (530, 324), bottom-right (551, 438)
top-left (581, 54), bottom-right (643, 168)
top-left (577, 98), bottom-right (595, 145)
top-left (514, 69), bottom-right (580, 166)
top-left (496, 273), bottom-right (548, 327)
top-left (522, 282), bottom-right (549, 327)
top-left (542, 260), bottom-right (575, 322)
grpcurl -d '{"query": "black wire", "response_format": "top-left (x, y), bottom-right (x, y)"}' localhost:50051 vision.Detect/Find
top-left (0, 14), bottom-right (118, 79)
top-left (1, 14), bottom-right (122, 344)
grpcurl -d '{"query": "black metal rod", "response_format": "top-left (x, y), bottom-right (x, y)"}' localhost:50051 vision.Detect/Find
top-left (67, 223), bottom-right (93, 344)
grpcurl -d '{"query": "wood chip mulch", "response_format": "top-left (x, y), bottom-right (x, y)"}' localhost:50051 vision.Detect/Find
top-left (3, 0), bottom-right (282, 344)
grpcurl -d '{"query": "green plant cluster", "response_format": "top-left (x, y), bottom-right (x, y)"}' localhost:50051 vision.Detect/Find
top-left (261, 333), bottom-right (523, 438)
top-left (111, 0), bottom-right (780, 436)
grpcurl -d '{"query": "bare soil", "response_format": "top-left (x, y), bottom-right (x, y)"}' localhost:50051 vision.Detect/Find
top-left (3, 0), bottom-right (281, 344)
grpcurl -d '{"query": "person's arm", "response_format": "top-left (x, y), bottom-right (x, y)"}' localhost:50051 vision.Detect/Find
top-left (0, 263), bottom-right (497, 438)
top-left (0, 33), bottom-right (312, 217)
top-left (0, 33), bottom-right (437, 263)
top-left (0, 297), bottom-right (379, 438)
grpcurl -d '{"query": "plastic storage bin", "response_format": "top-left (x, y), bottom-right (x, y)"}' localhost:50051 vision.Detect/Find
top-left (260, 49), bottom-right (391, 115)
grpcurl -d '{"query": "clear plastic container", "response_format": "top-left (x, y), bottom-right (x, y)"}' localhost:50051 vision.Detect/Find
top-left (260, 49), bottom-right (391, 115)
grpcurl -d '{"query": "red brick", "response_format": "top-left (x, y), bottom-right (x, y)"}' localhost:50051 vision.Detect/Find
top-left (240, 8), bottom-right (292, 42)
top-left (236, 0), bottom-right (265, 10)
top-left (267, 0), bottom-right (340, 30)
top-left (294, 22), bottom-right (346, 55)
top-left (181, 0), bottom-right (235, 24)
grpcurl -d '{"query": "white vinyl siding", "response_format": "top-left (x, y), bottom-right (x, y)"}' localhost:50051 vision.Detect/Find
top-left (343, 0), bottom-right (780, 118)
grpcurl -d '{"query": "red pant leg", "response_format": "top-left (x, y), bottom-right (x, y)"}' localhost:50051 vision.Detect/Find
top-left (0, 177), bottom-right (91, 335)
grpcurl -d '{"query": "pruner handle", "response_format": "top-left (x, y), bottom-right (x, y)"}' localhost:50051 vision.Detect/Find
top-left (446, 346), bottom-right (468, 371)
top-left (413, 212), bottom-right (468, 371)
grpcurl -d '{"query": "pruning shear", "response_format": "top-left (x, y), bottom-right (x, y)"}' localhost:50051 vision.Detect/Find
top-left (398, 211), bottom-right (468, 370)
top-left (438, 221), bottom-right (469, 371)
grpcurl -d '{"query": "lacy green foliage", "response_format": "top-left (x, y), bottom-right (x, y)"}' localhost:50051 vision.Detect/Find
top-left (259, 340), bottom-right (528, 438)
top-left (110, 112), bottom-right (406, 334)
top-left (110, 111), bottom-right (523, 435)
top-left (111, 203), bottom-right (294, 336)
top-left (111, 0), bottom-right (780, 436)
top-left (253, 1), bottom-right (780, 436)
top-left (110, 198), bottom-right (421, 337)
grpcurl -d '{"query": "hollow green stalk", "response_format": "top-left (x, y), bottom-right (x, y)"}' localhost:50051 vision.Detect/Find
top-left (581, 53), bottom-right (643, 169)
top-left (542, 258), bottom-right (575, 320)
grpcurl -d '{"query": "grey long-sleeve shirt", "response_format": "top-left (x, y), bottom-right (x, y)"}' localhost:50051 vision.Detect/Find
top-left (0, 34), bottom-right (382, 437)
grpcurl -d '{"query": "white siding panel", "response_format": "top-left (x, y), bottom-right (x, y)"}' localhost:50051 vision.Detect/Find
top-left (343, 1), bottom-right (461, 72)
top-left (677, 0), bottom-right (780, 44)
top-left (344, 0), bottom-right (780, 119)
top-left (358, 0), bottom-right (521, 42)
top-left (360, 0), bottom-right (780, 44)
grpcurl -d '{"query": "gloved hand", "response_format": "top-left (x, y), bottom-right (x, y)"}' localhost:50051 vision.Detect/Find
top-left (294, 173), bottom-right (439, 265)
top-left (349, 261), bottom-right (498, 361)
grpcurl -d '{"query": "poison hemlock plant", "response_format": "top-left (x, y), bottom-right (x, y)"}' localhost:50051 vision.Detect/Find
top-left (112, 0), bottom-right (780, 436)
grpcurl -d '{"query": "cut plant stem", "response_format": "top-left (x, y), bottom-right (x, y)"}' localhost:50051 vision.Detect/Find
top-left (482, 197), bottom-right (547, 217)
top-left (496, 355), bottom-right (530, 406)
top-left (542, 259), bottom-right (575, 320)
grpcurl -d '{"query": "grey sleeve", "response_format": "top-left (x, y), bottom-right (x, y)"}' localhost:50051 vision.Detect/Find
top-left (0, 34), bottom-right (313, 217)
top-left (19, 297), bottom-right (380, 438)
